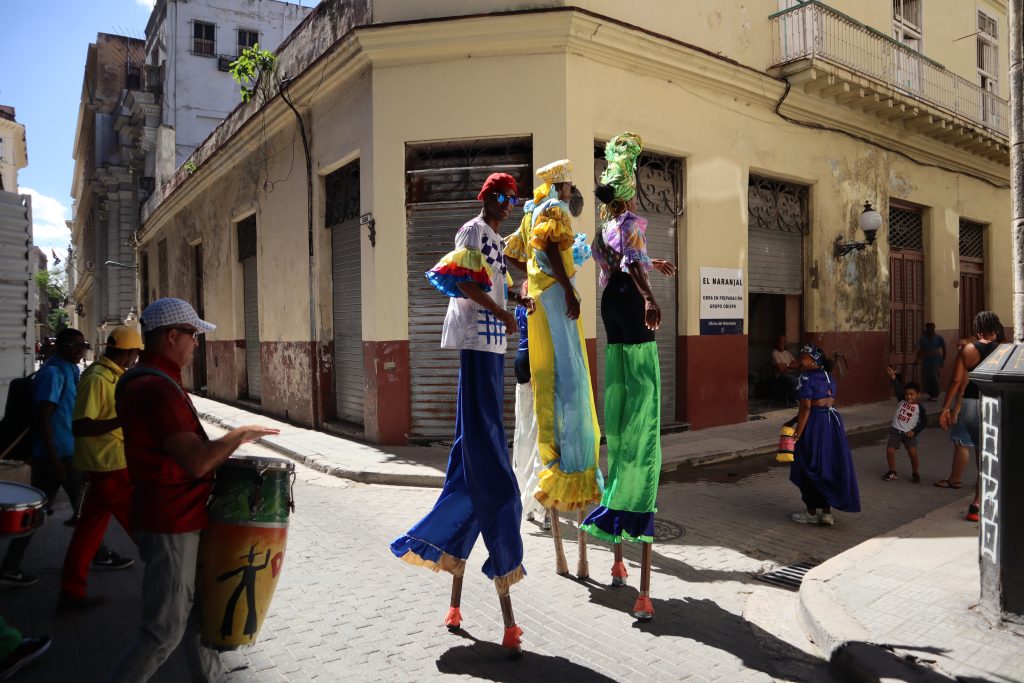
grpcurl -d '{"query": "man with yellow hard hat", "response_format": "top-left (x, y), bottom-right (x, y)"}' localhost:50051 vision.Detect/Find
top-left (58, 326), bottom-right (143, 609)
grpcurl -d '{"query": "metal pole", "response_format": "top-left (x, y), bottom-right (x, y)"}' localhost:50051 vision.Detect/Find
top-left (1011, 0), bottom-right (1024, 342)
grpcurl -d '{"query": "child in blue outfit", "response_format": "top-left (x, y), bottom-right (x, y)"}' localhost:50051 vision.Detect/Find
top-left (882, 366), bottom-right (928, 482)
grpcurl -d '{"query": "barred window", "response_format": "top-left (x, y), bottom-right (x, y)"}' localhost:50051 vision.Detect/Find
top-left (237, 28), bottom-right (259, 57)
top-left (889, 206), bottom-right (923, 251)
top-left (958, 219), bottom-right (985, 260)
top-left (193, 21), bottom-right (215, 57)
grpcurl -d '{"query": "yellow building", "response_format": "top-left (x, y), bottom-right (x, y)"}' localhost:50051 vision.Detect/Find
top-left (137, 0), bottom-right (1012, 444)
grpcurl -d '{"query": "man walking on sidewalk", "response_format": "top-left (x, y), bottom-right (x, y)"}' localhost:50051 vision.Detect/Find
top-left (106, 298), bottom-right (278, 683)
top-left (1, 328), bottom-right (86, 586)
top-left (58, 327), bottom-right (143, 610)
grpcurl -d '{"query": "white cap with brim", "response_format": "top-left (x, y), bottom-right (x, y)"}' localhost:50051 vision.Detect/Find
top-left (140, 297), bottom-right (217, 334)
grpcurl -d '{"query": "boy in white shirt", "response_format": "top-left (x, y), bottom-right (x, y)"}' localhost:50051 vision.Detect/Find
top-left (883, 366), bottom-right (929, 482)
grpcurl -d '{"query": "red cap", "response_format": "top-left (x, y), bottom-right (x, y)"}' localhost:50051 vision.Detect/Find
top-left (477, 173), bottom-right (518, 201)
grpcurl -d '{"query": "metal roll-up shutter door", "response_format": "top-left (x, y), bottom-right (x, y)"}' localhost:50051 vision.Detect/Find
top-left (406, 202), bottom-right (519, 440)
top-left (748, 228), bottom-right (803, 294)
top-left (242, 256), bottom-right (261, 401)
top-left (332, 218), bottom-right (364, 424)
top-left (593, 151), bottom-right (680, 426)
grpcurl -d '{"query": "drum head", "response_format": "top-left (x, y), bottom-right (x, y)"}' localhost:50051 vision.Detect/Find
top-left (225, 453), bottom-right (295, 472)
top-left (0, 481), bottom-right (47, 507)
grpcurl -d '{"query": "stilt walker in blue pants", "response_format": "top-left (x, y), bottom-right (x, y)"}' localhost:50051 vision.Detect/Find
top-left (390, 173), bottom-right (528, 657)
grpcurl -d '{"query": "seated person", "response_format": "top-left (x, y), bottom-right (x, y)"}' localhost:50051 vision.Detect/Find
top-left (770, 335), bottom-right (800, 404)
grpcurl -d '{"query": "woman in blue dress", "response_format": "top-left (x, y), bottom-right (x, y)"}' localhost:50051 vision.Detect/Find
top-left (789, 344), bottom-right (861, 525)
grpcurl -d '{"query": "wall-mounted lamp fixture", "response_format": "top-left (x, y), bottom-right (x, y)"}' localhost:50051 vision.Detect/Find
top-left (104, 260), bottom-right (137, 270)
top-left (834, 202), bottom-right (883, 258)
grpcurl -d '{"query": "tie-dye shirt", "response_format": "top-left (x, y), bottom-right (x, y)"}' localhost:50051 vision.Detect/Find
top-left (592, 211), bottom-right (654, 287)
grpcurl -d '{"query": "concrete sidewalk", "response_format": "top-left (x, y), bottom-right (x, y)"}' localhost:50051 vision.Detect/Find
top-left (799, 498), bottom-right (1024, 682)
top-left (193, 395), bottom-right (894, 487)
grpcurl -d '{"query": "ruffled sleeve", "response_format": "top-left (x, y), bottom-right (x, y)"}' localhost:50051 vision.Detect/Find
top-left (503, 214), bottom-right (532, 262)
top-left (529, 204), bottom-right (574, 253)
top-left (618, 213), bottom-right (654, 272)
top-left (424, 222), bottom-right (493, 298)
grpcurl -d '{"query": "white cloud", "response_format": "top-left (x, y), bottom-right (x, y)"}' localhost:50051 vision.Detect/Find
top-left (22, 187), bottom-right (70, 266)
top-left (135, 0), bottom-right (155, 8)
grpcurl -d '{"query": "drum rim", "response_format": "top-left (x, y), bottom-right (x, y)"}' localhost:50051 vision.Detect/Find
top-left (224, 454), bottom-right (295, 471)
top-left (0, 482), bottom-right (47, 510)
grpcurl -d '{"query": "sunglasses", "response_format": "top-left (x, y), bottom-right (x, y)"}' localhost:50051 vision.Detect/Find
top-left (492, 192), bottom-right (519, 207)
top-left (171, 327), bottom-right (200, 341)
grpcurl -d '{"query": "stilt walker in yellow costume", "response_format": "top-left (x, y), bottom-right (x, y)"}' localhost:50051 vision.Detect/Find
top-left (504, 160), bottom-right (602, 579)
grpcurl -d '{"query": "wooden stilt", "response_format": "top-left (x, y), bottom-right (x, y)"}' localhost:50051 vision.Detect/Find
top-left (549, 508), bottom-right (569, 575)
top-left (611, 542), bottom-right (628, 587)
top-left (576, 509), bottom-right (589, 579)
top-left (498, 593), bottom-right (523, 658)
top-left (445, 575), bottom-right (463, 630)
top-left (631, 542), bottom-right (654, 620)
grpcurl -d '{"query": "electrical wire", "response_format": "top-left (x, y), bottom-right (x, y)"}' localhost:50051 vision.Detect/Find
top-left (772, 78), bottom-right (1009, 190)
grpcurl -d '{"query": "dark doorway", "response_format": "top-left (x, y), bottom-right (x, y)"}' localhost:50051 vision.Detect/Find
top-left (192, 243), bottom-right (207, 394)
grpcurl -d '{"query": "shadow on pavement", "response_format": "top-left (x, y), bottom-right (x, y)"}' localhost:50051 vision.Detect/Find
top-left (832, 642), bottom-right (1002, 683)
top-left (436, 630), bottom-right (619, 682)
top-left (585, 583), bottom-right (839, 683)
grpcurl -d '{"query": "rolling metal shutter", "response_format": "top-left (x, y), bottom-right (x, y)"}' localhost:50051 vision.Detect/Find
top-left (593, 150), bottom-right (680, 425)
top-left (747, 175), bottom-right (807, 295)
top-left (406, 202), bottom-right (519, 439)
top-left (405, 137), bottom-right (532, 441)
top-left (332, 218), bottom-right (364, 424)
top-left (242, 256), bottom-right (261, 401)
top-left (0, 191), bottom-right (34, 408)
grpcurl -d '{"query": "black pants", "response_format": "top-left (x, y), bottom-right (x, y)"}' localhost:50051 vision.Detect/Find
top-left (2, 457), bottom-right (83, 572)
top-left (601, 272), bottom-right (656, 345)
top-left (514, 349), bottom-right (531, 385)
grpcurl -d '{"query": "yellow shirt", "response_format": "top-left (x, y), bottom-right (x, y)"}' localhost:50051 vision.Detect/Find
top-left (72, 356), bottom-right (127, 472)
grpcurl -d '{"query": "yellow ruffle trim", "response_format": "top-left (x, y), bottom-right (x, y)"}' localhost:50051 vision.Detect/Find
top-left (533, 465), bottom-right (602, 512)
top-left (397, 549), bottom-right (466, 577)
top-left (492, 565), bottom-right (525, 595)
top-left (504, 232), bottom-right (529, 262)
top-left (529, 208), bottom-right (574, 253)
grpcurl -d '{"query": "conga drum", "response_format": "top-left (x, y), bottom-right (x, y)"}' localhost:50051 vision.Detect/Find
top-left (198, 453), bottom-right (295, 649)
top-left (776, 423), bottom-right (796, 463)
top-left (0, 481), bottom-right (46, 537)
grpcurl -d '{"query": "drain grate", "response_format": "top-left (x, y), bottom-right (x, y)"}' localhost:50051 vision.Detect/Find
top-left (653, 518), bottom-right (686, 542)
top-left (755, 561), bottom-right (818, 590)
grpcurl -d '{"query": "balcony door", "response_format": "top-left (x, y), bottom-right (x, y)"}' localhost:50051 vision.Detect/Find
top-left (893, 0), bottom-right (923, 95)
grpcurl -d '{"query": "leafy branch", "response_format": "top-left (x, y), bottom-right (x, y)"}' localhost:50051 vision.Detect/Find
top-left (229, 44), bottom-right (279, 106)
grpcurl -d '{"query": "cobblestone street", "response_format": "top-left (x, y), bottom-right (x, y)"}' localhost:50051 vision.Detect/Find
top-left (3, 425), bottom-right (971, 682)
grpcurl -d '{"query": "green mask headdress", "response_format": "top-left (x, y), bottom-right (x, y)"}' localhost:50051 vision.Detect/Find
top-left (598, 132), bottom-right (644, 203)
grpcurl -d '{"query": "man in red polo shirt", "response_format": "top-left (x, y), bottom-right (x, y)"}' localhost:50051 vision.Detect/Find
top-left (107, 298), bottom-right (278, 683)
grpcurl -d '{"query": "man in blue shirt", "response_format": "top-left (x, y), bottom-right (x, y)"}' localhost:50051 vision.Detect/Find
top-left (915, 322), bottom-right (946, 401)
top-left (1, 328), bottom-right (86, 586)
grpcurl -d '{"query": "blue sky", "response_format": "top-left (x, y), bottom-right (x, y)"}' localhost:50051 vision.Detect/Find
top-left (0, 0), bottom-right (317, 265)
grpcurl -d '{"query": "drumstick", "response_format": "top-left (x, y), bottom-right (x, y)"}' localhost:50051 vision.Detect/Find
top-left (0, 428), bottom-right (28, 461)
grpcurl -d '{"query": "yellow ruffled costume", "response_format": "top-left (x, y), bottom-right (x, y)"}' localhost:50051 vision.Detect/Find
top-left (505, 175), bottom-right (602, 512)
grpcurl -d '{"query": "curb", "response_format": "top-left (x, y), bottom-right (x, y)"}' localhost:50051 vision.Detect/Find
top-left (797, 498), bottom-right (973, 683)
top-left (197, 410), bottom-right (446, 488)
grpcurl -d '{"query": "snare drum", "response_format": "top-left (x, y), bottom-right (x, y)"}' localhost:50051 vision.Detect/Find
top-left (198, 453), bottom-right (295, 649)
top-left (0, 481), bottom-right (47, 537)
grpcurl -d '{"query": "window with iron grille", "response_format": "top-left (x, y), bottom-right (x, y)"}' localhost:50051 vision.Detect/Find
top-left (748, 175), bottom-right (809, 233)
top-left (237, 29), bottom-right (259, 57)
top-left (959, 219), bottom-right (985, 260)
top-left (192, 21), bottom-right (215, 57)
top-left (889, 206), bottom-right (924, 251)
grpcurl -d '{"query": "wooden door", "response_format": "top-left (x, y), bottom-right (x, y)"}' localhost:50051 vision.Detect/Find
top-left (959, 261), bottom-right (984, 340)
top-left (889, 249), bottom-right (925, 381)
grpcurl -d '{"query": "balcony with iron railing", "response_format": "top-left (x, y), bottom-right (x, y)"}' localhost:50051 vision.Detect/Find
top-left (769, 1), bottom-right (1008, 158)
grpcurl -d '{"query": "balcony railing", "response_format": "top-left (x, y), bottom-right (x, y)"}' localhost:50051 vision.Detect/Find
top-left (770, 1), bottom-right (1007, 136)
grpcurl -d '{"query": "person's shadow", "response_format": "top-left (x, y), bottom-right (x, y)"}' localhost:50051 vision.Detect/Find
top-left (585, 582), bottom-right (839, 682)
top-left (436, 630), bottom-right (619, 683)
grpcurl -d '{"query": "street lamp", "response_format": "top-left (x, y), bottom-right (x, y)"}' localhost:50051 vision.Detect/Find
top-left (104, 260), bottom-right (137, 270)
top-left (834, 202), bottom-right (883, 258)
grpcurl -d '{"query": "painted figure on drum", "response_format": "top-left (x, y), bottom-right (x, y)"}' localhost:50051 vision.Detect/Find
top-left (217, 543), bottom-right (271, 639)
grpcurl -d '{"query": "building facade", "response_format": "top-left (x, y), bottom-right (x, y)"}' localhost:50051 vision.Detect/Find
top-left (0, 105), bottom-right (27, 192)
top-left (136, 0), bottom-right (1013, 444)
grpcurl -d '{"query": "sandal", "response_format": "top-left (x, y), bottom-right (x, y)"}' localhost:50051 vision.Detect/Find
top-left (966, 504), bottom-right (980, 522)
top-left (911, 473), bottom-right (921, 484)
top-left (934, 479), bottom-right (962, 489)
top-left (882, 471), bottom-right (898, 481)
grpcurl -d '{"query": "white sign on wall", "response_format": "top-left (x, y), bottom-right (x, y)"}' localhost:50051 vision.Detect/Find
top-left (699, 267), bottom-right (744, 335)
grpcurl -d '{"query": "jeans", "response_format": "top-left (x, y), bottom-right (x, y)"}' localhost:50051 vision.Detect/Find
top-left (949, 397), bottom-right (980, 448)
top-left (106, 531), bottom-right (225, 683)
